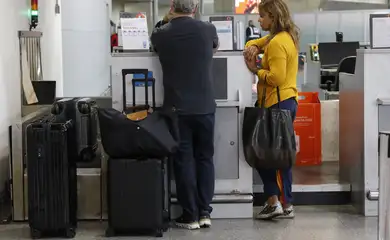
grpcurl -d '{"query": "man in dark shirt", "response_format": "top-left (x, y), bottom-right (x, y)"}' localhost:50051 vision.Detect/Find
top-left (151, 0), bottom-right (219, 230)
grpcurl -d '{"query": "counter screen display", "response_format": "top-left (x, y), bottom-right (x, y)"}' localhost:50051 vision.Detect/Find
top-left (235, 0), bottom-right (261, 14)
top-left (212, 58), bottom-right (228, 100)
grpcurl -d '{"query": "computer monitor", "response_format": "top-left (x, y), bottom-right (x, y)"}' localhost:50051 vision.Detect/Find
top-left (318, 42), bottom-right (359, 67)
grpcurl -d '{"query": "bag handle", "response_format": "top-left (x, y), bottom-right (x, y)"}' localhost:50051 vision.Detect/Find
top-left (259, 77), bottom-right (281, 109)
top-left (121, 69), bottom-right (149, 113)
top-left (258, 34), bottom-right (282, 109)
top-left (132, 78), bottom-right (156, 110)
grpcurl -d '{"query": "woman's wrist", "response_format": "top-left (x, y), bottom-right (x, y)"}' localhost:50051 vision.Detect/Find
top-left (258, 69), bottom-right (267, 83)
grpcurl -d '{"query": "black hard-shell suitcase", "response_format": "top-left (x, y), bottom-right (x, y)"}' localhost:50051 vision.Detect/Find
top-left (106, 158), bottom-right (171, 238)
top-left (51, 97), bottom-right (98, 162)
top-left (73, 97), bottom-right (98, 161)
top-left (26, 118), bottom-right (77, 239)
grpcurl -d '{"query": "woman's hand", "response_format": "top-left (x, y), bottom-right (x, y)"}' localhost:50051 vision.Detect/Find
top-left (243, 46), bottom-right (259, 61)
top-left (245, 57), bottom-right (259, 74)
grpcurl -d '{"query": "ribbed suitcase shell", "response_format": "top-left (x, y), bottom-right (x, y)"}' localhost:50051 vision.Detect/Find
top-left (26, 120), bottom-right (77, 239)
top-left (106, 158), bottom-right (170, 238)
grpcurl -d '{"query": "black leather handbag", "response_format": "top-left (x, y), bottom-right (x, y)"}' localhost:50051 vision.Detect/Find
top-left (242, 80), bottom-right (296, 169)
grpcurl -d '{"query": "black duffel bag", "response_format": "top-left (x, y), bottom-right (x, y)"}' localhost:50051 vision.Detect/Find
top-left (97, 68), bottom-right (179, 159)
top-left (242, 83), bottom-right (296, 169)
top-left (98, 108), bottom-right (179, 159)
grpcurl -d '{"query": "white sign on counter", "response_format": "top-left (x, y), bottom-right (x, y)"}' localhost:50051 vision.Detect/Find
top-left (210, 16), bottom-right (235, 51)
top-left (120, 12), bottom-right (149, 50)
top-left (370, 14), bottom-right (390, 49)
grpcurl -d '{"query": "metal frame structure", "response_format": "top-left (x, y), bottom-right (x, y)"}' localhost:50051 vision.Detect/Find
top-left (368, 132), bottom-right (390, 240)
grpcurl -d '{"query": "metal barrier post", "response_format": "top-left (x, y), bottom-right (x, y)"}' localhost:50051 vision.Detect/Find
top-left (378, 132), bottom-right (390, 240)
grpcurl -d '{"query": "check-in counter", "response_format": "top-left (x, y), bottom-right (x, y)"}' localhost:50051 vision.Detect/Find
top-left (110, 51), bottom-right (254, 219)
top-left (339, 49), bottom-right (390, 216)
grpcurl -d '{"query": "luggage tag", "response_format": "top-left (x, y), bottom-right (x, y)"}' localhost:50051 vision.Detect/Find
top-left (126, 111), bottom-right (148, 121)
top-left (126, 107), bottom-right (154, 121)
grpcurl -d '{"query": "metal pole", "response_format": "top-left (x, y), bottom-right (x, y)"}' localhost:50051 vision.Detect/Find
top-left (378, 132), bottom-right (390, 240)
top-left (153, 0), bottom-right (158, 25)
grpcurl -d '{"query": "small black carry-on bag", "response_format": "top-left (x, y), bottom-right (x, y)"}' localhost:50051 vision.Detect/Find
top-left (26, 117), bottom-right (77, 239)
top-left (103, 69), bottom-right (174, 238)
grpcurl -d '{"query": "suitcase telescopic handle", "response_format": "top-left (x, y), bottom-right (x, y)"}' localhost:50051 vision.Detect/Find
top-left (132, 78), bottom-right (156, 110)
top-left (121, 69), bottom-right (149, 112)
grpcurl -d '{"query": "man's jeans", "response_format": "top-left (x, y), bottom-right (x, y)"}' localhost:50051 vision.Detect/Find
top-left (173, 113), bottom-right (215, 221)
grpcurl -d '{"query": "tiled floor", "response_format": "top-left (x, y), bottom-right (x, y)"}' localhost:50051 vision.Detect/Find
top-left (0, 205), bottom-right (377, 240)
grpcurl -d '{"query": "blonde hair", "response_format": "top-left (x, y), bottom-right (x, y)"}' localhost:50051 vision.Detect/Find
top-left (163, 12), bottom-right (174, 22)
top-left (258, 0), bottom-right (300, 48)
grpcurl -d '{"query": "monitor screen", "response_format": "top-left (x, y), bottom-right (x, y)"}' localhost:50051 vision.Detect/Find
top-left (318, 42), bottom-right (359, 67)
top-left (212, 58), bottom-right (228, 100)
top-left (235, 0), bottom-right (261, 14)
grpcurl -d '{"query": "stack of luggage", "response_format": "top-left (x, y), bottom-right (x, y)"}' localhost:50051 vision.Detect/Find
top-left (26, 98), bottom-right (98, 239)
top-left (98, 69), bottom-right (179, 238)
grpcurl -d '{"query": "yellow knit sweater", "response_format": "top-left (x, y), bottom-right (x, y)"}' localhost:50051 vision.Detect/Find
top-left (245, 32), bottom-right (298, 107)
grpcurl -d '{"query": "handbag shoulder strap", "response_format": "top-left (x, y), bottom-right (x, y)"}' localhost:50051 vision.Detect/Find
top-left (259, 34), bottom-right (282, 108)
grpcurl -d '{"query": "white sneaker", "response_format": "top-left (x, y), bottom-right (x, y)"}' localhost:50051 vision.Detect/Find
top-left (278, 205), bottom-right (295, 219)
top-left (199, 216), bottom-right (212, 228)
top-left (256, 201), bottom-right (284, 220)
top-left (175, 216), bottom-right (200, 230)
top-left (259, 202), bottom-right (268, 211)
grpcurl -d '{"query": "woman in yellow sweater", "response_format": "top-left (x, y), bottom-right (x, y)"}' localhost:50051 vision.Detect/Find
top-left (243, 0), bottom-right (299, 220)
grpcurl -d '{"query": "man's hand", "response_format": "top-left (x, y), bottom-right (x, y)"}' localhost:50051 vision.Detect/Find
top-left (243, 46), bottom-right (259, 62)
top-left (245, 57), bottom-right (259, 74)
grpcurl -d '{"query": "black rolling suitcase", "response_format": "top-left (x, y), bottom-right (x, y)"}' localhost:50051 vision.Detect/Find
top-left (73, 97), bottom-right (98, 162)
top-left (51, 97), bottom-right (98, 162)
top-left (26, 118), bottom-right (77, 239)
top-left (106, 158), bottom-right (171, 238)
top-left (105, 69), bottom-right (171, 238)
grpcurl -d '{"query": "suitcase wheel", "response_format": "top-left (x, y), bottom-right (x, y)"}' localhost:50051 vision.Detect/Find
top-left (30, 228), bottom-right (42, 239)
top-left (80, 148), bottom-right (96, 162)
top-left (65, 228), bottom-right (76, 238)
top-left (51, 104), bottom-right (59, 115)
top-left (105, 228), bottom-right (115, 237)
top-left (79, 103), bottom-right (90, 114)
top-left (156, 229), bottom-right (163, 238)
